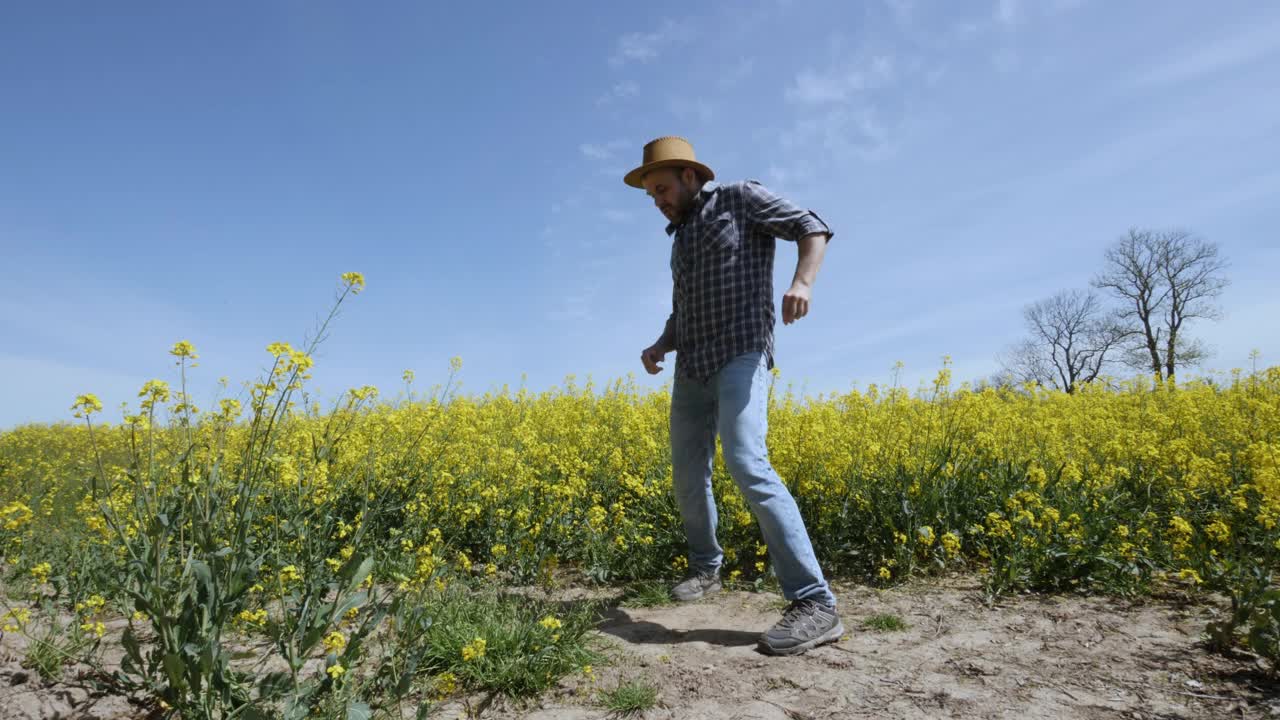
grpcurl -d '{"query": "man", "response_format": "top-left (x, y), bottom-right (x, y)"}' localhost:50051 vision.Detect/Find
top-left (625, 136), bottom-right (843, 656)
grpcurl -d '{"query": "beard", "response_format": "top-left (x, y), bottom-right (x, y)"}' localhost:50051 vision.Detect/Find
top-left (666, 181), bottom-right (699, 224)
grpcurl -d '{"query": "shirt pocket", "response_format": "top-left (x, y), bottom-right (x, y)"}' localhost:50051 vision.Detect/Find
top-left (701, 213), bottom-right (739, 257)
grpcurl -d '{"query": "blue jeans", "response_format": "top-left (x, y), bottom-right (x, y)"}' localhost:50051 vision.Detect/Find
top-left (670, 350), bottom-right (836, 606)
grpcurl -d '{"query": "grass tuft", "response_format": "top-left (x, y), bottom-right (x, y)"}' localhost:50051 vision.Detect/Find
top-left (599, 678), bottom-right (659, 716)
top-left (861, 613), bottom-right (909, 632)
top-left (620, 580), bottom-right (674, 608)
top-left (414, 586), bottom-right (603, 698)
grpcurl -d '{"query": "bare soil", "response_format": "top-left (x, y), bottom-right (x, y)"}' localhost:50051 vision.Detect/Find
top-left (4, 576), bottom-right (1277, 719)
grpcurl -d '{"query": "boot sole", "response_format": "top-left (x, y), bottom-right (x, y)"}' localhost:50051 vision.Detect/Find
top-left (758, 619), bottom-right (845, 656)
top-left (673, 583), bottom-right (722, 603)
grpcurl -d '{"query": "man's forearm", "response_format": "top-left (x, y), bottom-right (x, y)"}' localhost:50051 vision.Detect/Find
top-left (792, 232), bottom-right (829, 288)
top-left (657, 314), bottom-right (678, 352)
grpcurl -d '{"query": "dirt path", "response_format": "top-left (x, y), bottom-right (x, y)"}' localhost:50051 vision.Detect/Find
top-left (460, 576), bottom-right (1277, 719)
top-left (3, 576), bottom-right (1277, 719)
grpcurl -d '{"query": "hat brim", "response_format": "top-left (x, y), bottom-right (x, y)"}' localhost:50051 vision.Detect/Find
top-left (623, 159), bottom-right (715, 189)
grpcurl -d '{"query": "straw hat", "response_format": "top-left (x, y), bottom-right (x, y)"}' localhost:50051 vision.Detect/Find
top-left (623, 136), bottom-right (715, 189)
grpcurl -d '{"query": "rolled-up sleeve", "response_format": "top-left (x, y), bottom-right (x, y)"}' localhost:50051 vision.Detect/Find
top-left (741, 180), bottom-right (833, 243)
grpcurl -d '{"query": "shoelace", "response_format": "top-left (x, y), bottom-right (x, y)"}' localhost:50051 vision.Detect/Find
top-left (776, 598), bottom-right (822, 629)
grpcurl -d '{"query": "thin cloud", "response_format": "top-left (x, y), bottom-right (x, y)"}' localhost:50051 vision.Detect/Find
top-left (601, 209), bottom-right (634, 224)
top-left (718, 57), bottom-right (757, 89)
top-left (779, 106), bottom-right (893, 161)
top-left (596, 81), bottom-right (639, 106)
top-left (884, 0), bottom-right (914, 27)
top-left (785, 55), bottom-right (894, 104)
top-left (609, 20), bottom-right (691, 67)
top-left (580, 140), bottom-right (629, 161)
top-left (548, 288), bottom-right (598, 323)
top-left (667, 96), bottom-right (716, 124)
top-left (996, 0), bottom-right (1020, 27)
top-left (1133, 17), bottom-right (1280, 88)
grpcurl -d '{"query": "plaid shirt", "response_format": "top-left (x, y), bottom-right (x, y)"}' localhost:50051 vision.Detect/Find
top-left (662, 180), bottom-right (833, 383)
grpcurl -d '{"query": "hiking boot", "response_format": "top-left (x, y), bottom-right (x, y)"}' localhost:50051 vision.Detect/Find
top-left (759, 598), bottom-right (844, 655)
top-left (671, 570), bottom-right (722, 602)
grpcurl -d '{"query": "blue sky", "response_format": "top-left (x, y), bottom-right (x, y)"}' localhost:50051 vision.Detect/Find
top-left (2, 0), bottom-right (1278, 428)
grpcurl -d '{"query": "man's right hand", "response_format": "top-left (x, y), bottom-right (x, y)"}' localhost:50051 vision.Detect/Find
top-left (641, 343), bottom-right (669, 375)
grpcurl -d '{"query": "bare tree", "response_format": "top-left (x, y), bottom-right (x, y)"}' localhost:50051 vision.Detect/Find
top-left (1092, 228), bottom-right (1229, 381)
top-left (1000, 289), bottom-right (1127, 393)
top-left (998, 337), bottom-right (1055, 389)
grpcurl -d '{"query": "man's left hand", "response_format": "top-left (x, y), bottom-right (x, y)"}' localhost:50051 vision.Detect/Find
top-left (782, 283), bottom-right (811, 325)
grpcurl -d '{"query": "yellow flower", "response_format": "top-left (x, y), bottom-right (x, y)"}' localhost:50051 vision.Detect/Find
top-left (2, 608), bottom-right (31, 633)
top-left (29, 561), bottom-right (51, 584)
top-left (237, 609), bottom-right (268, 626)
top-left (341, 272), bottom-right (366, 294)
top-left (539, 616), bottom-right (563, 631)
top-left (878, 566), bottom-right (892, 580)
top-left (266, 341), bottom-right (293, 358)
top-left (138, 379), bottom-right (171, 405)
top-left (322, 631), bottom-right (347, 654)
top-left (1177, 568), bottom-right (1203, 585)
top-left (79, 621), bottom-right (106, 638)
top-left (76, 595), bottom-right (106, 614)
top-left (326, 663), bottom-right (346, 680)
top-left (1205, 519), bottom-right (1230, 544)
top-left (169, 340), bottom-right (198, 359)
top-left (2, 502), bottom-right (34, 531)
top-left (433, 672), bottom-right (458, 698)
top-left (278, 565), bottom-right (301, 583)
top-left (461, 637), bottom-right (487, 662)
top-left (71, 394), bottom-right (103, 418)
top-left (288, 349), bottom-right (314, 372)
top-left (941, 532), bottom-right (961, 557)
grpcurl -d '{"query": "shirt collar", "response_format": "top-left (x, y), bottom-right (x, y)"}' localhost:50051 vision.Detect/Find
top-left (665, 181), bottom-right (720, 236)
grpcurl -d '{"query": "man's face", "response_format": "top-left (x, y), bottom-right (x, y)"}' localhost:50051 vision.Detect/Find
top-left (642, 168), bottom-right (699, 224)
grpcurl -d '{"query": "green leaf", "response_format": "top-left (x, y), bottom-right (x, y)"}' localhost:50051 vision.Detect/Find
top-left (346, 701), bottom-right (372, 720)
top-left (121, 625), bottom-right (144, 669)
top-left (285, 699), bottom-right (310, 720)
top-left (239, 704), bottom-right (274, 720)
top-left (301, 625), bottom-right (328, 656)
top-left (188, 558), bottom-right (215, 602)
top-left (395, 654), bottom-right (420, 697)
top-left (256, 671), bottom-right (293, 701)
top-left (338, 554), bottom-right (374, 592)
top-left (162, 653), bottom-right (185, 690)
top-left (334, 591), bottom-right (368, 621)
